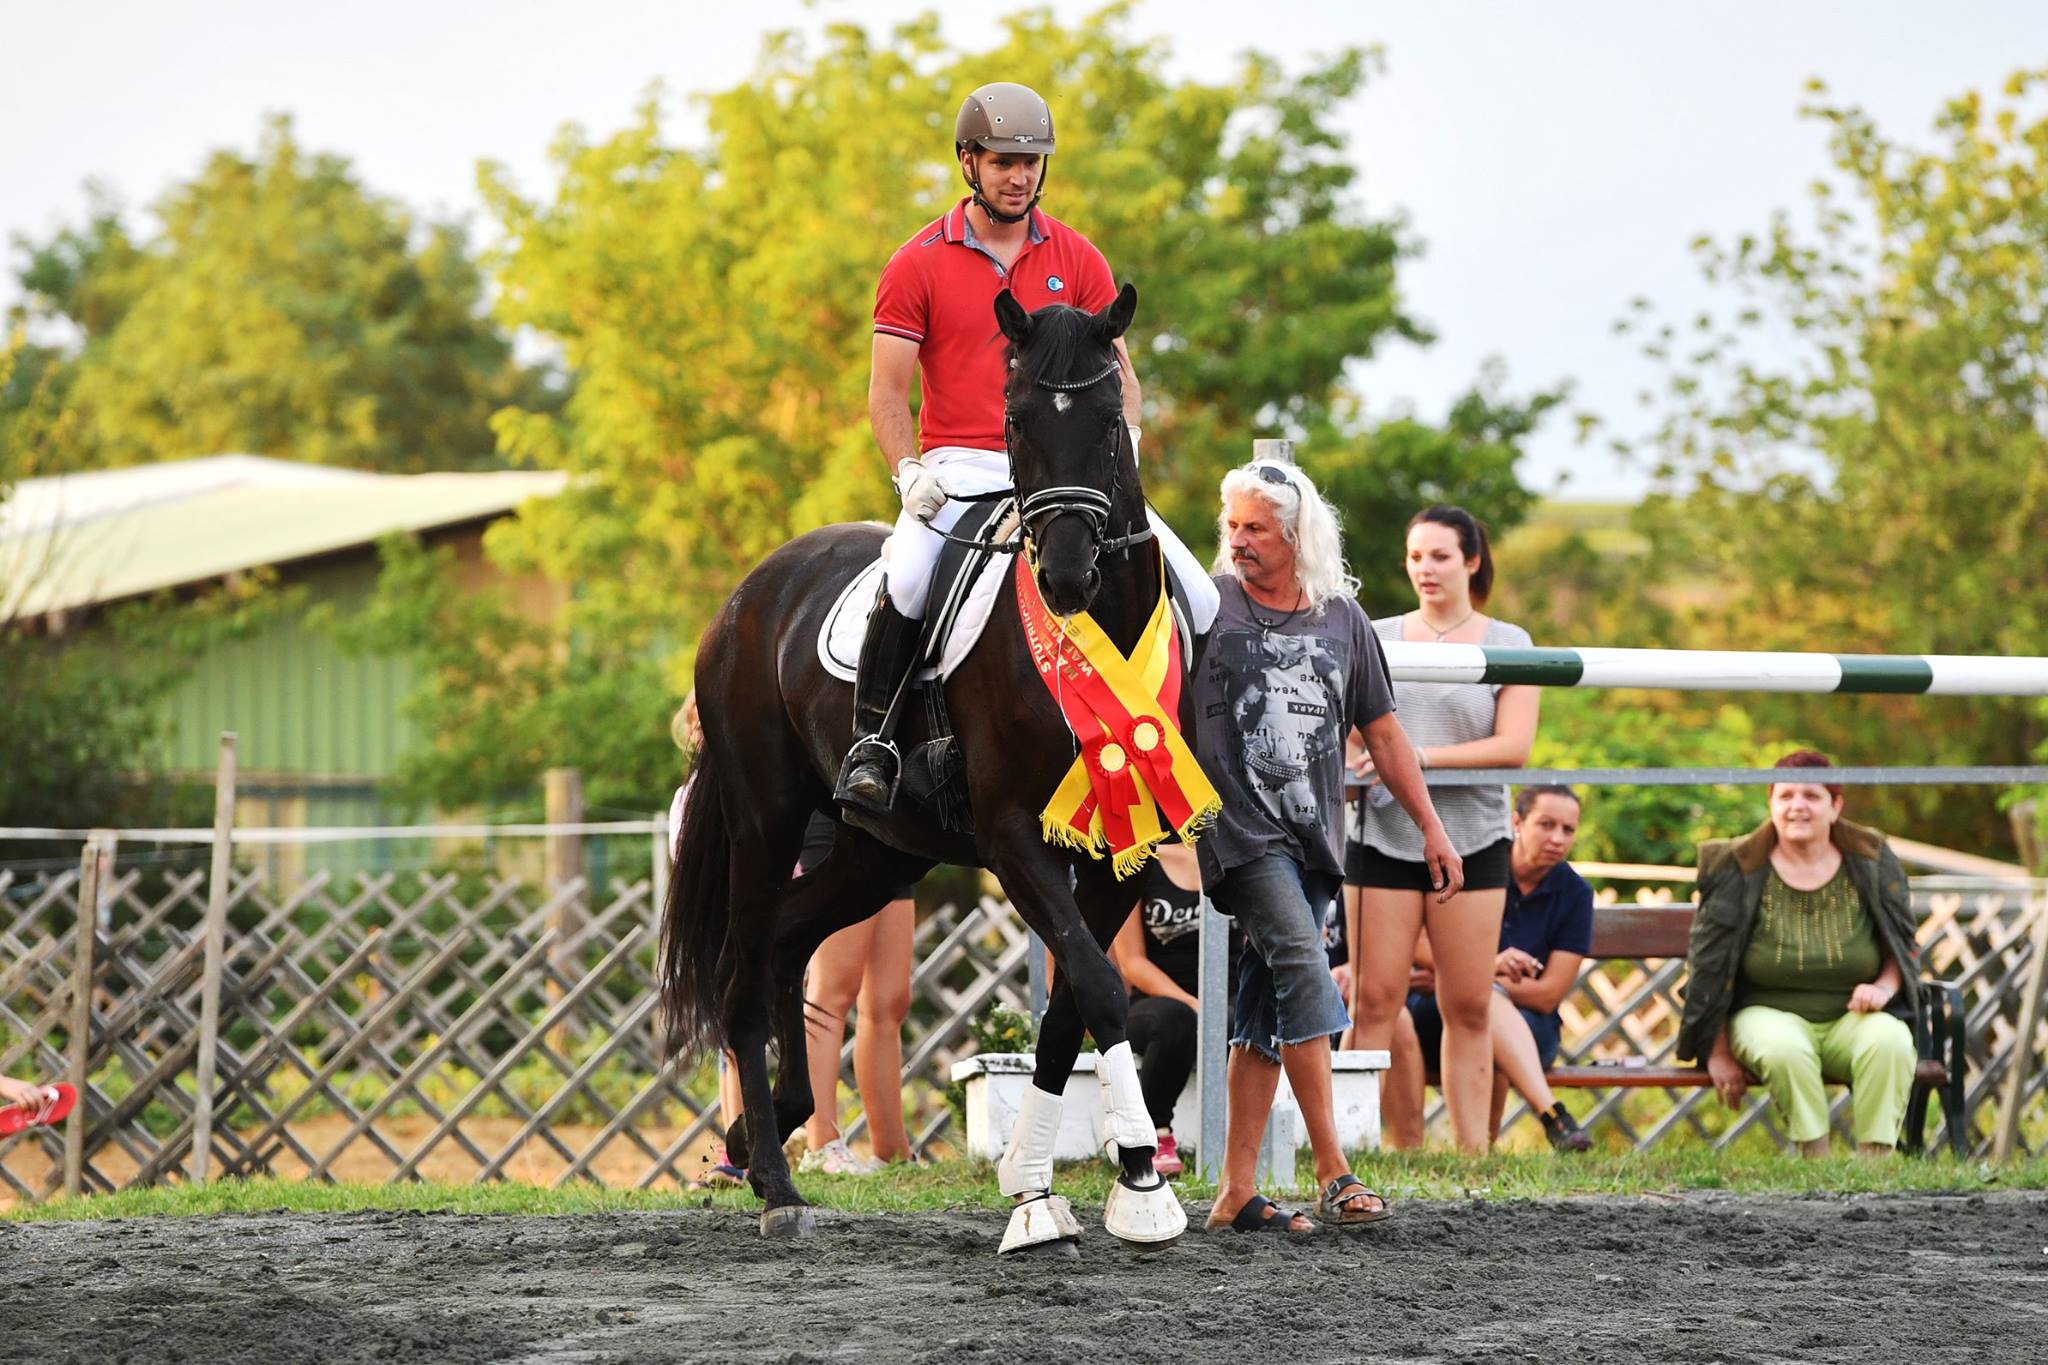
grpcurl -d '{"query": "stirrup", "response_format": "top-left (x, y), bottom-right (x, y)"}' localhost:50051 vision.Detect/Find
top-left (834, 736), bottom-right (902, 815)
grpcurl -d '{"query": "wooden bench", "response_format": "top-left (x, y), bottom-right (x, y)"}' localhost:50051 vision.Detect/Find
top-left (1533, 905), bottom-right (1968, 1156)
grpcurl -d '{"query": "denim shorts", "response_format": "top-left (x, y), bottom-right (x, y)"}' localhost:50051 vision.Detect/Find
top-left (1209, 851), bottom-right (1350, 1063)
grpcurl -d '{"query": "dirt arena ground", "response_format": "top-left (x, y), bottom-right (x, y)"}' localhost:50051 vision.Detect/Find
top-left (5, 1192), bottom-right (2046, 1363)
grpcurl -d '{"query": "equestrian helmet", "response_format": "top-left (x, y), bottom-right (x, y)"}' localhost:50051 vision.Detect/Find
top-left (955, 83), bottom-right (1055, 156)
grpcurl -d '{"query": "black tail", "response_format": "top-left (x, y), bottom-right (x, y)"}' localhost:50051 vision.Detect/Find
top-left (659, 750), bottom-right (733, 1060)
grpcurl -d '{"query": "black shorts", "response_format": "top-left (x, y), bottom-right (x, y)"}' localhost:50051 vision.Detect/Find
top-left (1344, 837), bottom-right (1511, 893)
top-left (799, 811), bottom-right (917, 900)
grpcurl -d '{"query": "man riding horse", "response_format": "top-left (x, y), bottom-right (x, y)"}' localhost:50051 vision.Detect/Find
top-left (837, 80), bottom-right (1218, 816)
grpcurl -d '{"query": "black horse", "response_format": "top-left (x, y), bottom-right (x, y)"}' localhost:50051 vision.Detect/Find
top-left (660, 283), bottom-right (1191, 1248)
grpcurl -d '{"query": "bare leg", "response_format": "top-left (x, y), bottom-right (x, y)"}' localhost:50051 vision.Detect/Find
top-left (1351, 888), bottom-right (1425, 1051)
top-left (1381, 1007), bottom-right (1427, 1151)
top-left (1489, 990), bottom-right (1557, 1115)
top-left (1424, 888), bottom-right (1509, 1155)
top-left (803, 914), bottom-right (876, 1150)
top-left (719, 1052), bottom-right (744, 1131)
top-left (1211, 1046), bottom-right (1311, 1231)
top-left (853, 897), bottom-right (915, 1161)
top-left (1340, 884), bottom-right (1366, 1050)
top-left (1799, 1137), bottom-right (1830, 1158)
top-left (1489, 1071), bottom-right (1510, 1146)
top-left (1280, 1035), bottom-right (1352, 1191)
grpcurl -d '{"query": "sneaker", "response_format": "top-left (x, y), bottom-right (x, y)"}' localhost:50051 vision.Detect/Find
top-left (1540, 1102), bottom-right (1593, 1153)
top-left (1153, 1132), bottom-right (1184, 1178)
top-left (798, 1137), bottom-right (883, 1175)
top-left (701, 1143), bottom-right (747, 1186)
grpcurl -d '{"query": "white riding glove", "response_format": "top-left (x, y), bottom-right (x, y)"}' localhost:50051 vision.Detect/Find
top-left (894, 457), bottom-right (948, 522)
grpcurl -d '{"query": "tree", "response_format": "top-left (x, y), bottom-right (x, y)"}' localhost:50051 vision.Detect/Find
top-left (3, 117), bottom-right (551, 473)
top-left (371, 6), bottom-right (1554, 799)
top-left (1623, 71), bottom-right (2048, 856)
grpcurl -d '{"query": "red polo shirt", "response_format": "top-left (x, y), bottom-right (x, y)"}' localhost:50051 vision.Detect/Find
top-left (874, 197), bottom-right (1117, 453)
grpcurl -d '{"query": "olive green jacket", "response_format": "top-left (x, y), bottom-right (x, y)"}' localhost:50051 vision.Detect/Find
top-left (1674, 817), bottom-right (1921, 1063)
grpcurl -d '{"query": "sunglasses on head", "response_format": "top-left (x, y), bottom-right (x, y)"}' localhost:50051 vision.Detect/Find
top-left (1252, 463), bottom-right (1292, 487)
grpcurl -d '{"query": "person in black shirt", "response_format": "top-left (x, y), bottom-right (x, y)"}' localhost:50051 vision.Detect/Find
top-left (1108, 843), bottom-right (1232, 1177)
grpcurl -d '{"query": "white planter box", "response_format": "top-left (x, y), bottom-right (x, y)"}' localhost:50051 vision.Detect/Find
top-left (950, 1049), bottom-right (1389, 1163)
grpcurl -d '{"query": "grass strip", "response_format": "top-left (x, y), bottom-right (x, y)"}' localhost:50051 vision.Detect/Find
top-left (8, 1150), bottom-right (2044, 1224)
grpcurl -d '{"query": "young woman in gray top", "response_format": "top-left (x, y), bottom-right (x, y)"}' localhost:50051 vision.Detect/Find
top-left (1344, 506), bottom-right (1539, 1152)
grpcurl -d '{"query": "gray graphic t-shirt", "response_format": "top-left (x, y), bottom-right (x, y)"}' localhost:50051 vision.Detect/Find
top-left (1193, 576), bottom-right (1395, 885)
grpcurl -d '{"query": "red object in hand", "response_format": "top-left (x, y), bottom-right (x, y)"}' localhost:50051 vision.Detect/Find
top-left (0, 1082), bottom-right (77, 1136)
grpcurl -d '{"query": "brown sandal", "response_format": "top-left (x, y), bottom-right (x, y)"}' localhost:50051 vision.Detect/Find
top-left (1317, 1173), bottom-right (1392, 1225)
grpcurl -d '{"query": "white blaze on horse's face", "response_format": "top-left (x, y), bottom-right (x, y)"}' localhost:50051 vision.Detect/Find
top-left (1052, 392), bottom-right (1071, 413)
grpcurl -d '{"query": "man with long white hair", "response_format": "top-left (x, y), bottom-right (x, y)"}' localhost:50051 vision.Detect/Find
top-left (1195, 458), bottom-right (1462, 1233)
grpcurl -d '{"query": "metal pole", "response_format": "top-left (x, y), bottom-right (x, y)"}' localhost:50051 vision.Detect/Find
top-left (62, 834), bottom-right (107, 1198)
top-left (1195, 894), bottom-right (1229, 1182)
top-left (191, 732), bottom-right (238, 1184)
top-left (1992, 898), bottom-right (2048, 1165)
top-left (651, 809), bottom-right (670, 916)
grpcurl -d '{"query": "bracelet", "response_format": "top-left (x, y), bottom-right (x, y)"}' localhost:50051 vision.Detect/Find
top-left (1417, 747), bottom-right (1430, 770)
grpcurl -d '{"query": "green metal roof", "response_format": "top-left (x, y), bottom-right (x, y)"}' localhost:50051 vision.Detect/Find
top-left (1, 455), bottom-right (566, 616)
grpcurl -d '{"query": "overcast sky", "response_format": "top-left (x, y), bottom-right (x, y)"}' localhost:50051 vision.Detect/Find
top-left (6, 1), bottom-right (2043, 499)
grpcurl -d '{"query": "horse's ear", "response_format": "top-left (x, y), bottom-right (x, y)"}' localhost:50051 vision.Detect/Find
top-left (1094, 282), bottom-right (1138, 341)
top-left (994, 289), bottom-right (1033, 345)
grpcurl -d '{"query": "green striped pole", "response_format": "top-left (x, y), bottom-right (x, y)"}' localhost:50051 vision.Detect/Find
top-left (1381, 644), bottom-right (2048, 695)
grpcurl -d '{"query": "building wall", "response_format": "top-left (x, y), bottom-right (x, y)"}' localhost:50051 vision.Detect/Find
top-left (162, 554), bottom-right (419, 779)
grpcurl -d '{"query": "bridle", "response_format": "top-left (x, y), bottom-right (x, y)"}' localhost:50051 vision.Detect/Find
top-left (923, 353), bottom-right (1154, 560)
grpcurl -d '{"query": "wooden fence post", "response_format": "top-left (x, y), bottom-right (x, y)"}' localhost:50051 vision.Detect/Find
top-left (62, 833), bottom-right (110, 1198)
top-left (191, 732), bottom-right (238, 1184)
top-left (1992, 896), bottom-right (2048, 1165)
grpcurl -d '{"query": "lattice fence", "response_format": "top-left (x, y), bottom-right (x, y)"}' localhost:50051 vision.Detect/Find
top-left (0, 859), bottom-right (1029, 1204)
top-left (1482, 881), bottom-right (2048, 1155)
top-left (7, 849), bottom-right (2043, 1201)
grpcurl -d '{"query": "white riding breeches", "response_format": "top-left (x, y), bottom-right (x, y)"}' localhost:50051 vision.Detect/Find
top-left (885, 447), bottom-right (1012, 618)
top-left (884, 446), bottom-right (1221, 633)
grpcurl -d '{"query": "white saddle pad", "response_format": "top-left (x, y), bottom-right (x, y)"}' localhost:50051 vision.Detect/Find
top-left (818, 555), bottom-right (1012, 684)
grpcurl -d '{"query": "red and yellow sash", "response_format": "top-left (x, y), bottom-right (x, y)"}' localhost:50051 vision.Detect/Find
top-left (1014, 555), bottom-right (1221, 878)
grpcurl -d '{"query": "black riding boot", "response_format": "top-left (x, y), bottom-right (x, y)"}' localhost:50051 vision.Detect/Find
top-left (833, 592), bottom-right (923, 818)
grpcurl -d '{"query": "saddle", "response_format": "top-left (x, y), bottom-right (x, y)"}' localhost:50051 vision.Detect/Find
top-left (816, 496), bottom-right (1208, 835)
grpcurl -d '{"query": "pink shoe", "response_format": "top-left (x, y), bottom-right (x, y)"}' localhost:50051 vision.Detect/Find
top-left (701, 1143), bottom-right (747, 1187)
top-left (1153, 1132), bottom-right (1183, 1178)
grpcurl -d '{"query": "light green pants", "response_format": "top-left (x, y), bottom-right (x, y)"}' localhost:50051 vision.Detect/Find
top-left (1727, 1004), bottom-right (1915, 1146)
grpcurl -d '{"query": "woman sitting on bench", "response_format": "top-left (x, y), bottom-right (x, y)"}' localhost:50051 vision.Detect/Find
top-left (1678, 750), bottom-right (1920, 1157)
top-left (1383, 784), bottom-right (1596, 1151)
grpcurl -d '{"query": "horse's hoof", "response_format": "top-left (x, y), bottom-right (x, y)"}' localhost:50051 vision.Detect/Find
top-left (1104, 1171), bottom-right (1188, 1248)
top-left (760, 1205), bottom-right (815, 1239)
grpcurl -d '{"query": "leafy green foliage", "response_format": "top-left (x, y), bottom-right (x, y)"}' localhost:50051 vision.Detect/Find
top-left (331, 533), bottom-right (674, 811)
top-left (1621, 71), bottom-right (2048, 854)
top-left (0, 579), bottom-right (286, 831)
top-left (3, 116), bottom-right (552, 473)
top-left (1531, 691), bottom-right (1804, 867)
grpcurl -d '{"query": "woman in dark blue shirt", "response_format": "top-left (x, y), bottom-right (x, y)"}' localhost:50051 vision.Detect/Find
top-left (1388, 785), bottom-right (1596, 1150)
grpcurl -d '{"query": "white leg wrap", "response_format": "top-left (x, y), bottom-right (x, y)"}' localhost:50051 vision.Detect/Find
top-left (998, 1192), bottom-right (1084, 1254)
top-left (997, 1084), bottom-right (1064, 1198)
top-left (1096, 1041), bottom-right (1159, 1158)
